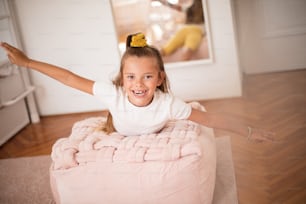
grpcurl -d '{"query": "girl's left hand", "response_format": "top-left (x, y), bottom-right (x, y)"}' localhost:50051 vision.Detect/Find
top-left (0, 42), bottom-right (31, 67)
top-left (248, 128), bottom-right (275, 143)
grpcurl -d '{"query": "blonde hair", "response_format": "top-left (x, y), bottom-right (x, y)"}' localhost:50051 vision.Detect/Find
top-left (102, 35), bottom-right (170, 134)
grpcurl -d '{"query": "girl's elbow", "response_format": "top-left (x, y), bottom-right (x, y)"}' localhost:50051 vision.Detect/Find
top-left (188, 108), bottom-right (216, 127)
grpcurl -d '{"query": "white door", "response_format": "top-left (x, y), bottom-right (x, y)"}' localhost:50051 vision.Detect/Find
top-left (234, 0), bottom-right (306, 74)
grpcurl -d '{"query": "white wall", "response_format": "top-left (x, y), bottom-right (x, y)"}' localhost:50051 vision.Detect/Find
top-left (13, 0), bottom-right (242, 115)
top-left (233, 0), bottom-right (306, 74)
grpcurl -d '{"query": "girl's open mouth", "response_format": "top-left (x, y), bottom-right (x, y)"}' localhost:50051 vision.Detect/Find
top-left (132, 90), bottom-right (147, 97)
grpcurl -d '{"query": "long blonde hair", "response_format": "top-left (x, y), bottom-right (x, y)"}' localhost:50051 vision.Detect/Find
top-left (102, 34), bottom-right (170, 134)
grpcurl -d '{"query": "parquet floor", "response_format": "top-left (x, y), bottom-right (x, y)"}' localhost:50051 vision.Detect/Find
top-left (1, 69), bottom-right (305, 204)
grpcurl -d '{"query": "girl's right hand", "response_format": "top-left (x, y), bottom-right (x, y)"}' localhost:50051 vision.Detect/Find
top-left (248, 127), bottom-right (275, 143)
top-left (0, 42), bottom-right (31, 68)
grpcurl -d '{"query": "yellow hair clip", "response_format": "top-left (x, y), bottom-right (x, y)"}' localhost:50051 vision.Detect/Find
top-left (130, 33), bottom-right (147, 47)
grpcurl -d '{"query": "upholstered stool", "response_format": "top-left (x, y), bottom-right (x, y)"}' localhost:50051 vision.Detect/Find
top-left (50, 107), bottom-right (216, 204)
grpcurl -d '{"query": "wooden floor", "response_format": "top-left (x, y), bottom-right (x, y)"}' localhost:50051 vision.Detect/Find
top-left (1, 69), bottom-right (306, 204)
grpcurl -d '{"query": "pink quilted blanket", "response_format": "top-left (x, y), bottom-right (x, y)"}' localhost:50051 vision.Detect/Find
top-left (51, 118), bottom-right (203, 170)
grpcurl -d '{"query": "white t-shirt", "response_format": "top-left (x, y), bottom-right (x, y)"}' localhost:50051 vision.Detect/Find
top-left (93, 81), bottom-right (192, 136)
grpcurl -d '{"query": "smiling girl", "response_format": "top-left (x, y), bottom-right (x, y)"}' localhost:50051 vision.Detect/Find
top-left (0, 33), bottom-right (274, 142)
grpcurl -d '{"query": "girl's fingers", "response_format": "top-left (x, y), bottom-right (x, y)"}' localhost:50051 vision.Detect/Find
top-left (2, 42), bottom-right (17, 51)
top-left (1, 42), bottom-right (14, 54)
top-left (250, 129), bottom-right (275, 143)
top-left (1, 42), bottom-right (29, 67)
top-left (0, 42), bottom-right (8, 51)
top-left (263, 131), bottom-right (275, 141)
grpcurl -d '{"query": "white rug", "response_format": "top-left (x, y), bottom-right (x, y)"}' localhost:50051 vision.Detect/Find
top-left (0, 136), bottom-right (238, 204)
top-left (213, 136), bottom-right (238, 204)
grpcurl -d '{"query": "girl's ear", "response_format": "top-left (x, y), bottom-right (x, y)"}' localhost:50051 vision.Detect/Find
top-left (158, 71), bottom-right (165, 86)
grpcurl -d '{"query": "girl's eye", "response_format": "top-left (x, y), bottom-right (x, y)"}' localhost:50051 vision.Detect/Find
top-left (126, 75), bottom-right (134, 80)
top-left (144, 75), bottom-right (153, 80)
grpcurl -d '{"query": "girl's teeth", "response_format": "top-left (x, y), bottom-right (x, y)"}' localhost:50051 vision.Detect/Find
top-left (134, 90), bottom-right (145, 95)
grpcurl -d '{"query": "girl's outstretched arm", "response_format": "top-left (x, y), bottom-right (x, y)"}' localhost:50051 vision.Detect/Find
top-left (188, 108), bottom-right (275, 142)
top-left (0, 42), bottom-right (94, 95)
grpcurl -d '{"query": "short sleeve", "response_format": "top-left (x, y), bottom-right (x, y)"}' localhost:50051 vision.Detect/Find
top-left (92, 81), bottom-right (117, 106)
top-left (169, 97), bottom-right (192, 120)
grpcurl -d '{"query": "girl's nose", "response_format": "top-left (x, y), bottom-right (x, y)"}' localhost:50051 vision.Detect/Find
top-left (135, 78), bottom-right (143, 87)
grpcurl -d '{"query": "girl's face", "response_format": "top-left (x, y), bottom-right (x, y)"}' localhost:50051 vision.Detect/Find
top-left (122, 56), bottom-right (164, 107)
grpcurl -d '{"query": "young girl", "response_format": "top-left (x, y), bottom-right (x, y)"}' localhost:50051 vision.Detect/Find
top-left (0, 33), bottom-right (273, 142)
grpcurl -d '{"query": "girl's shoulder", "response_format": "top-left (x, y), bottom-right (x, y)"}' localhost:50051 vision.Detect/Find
top-left (93, 81), bottom-right (123, 95)
top-left (92, 81), bottom-right (125, 105)
top-left (154, 89), bottom-right (173, 99)
top-left (154, 90), bottom-right (191, 119)
top-left (154, 90), bottom-right (185, 105)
